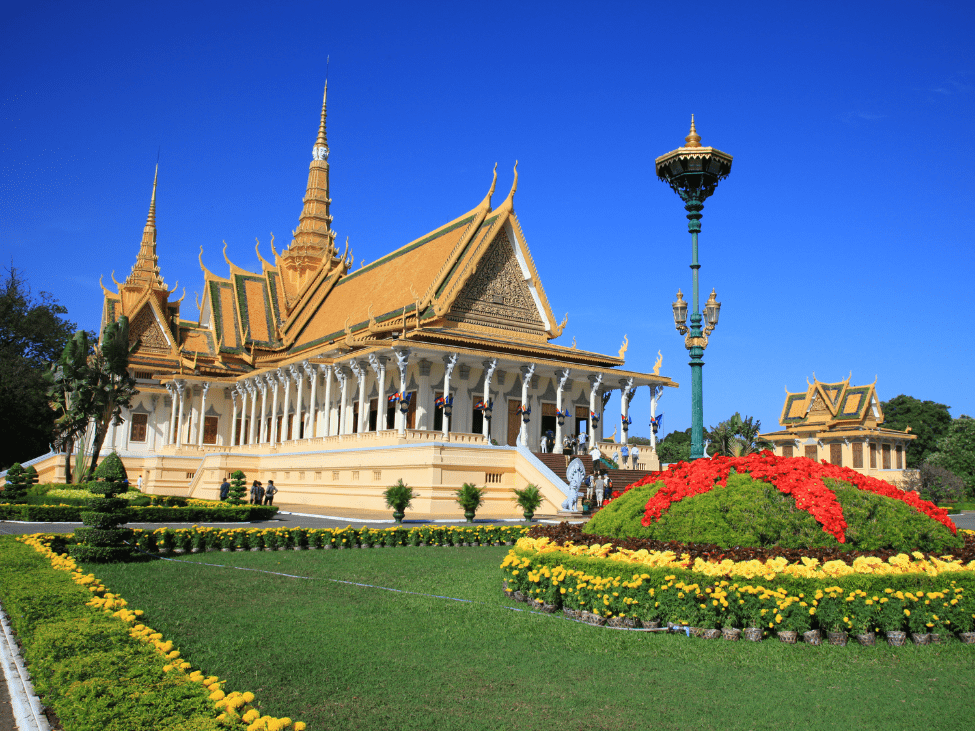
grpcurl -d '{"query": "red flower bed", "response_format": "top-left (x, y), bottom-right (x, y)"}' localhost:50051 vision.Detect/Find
top-left (607, 452), bottom-right (954, 544)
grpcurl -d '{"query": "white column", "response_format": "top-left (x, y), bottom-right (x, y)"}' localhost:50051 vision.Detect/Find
top-left (167, 384), bottom-right (177, 444)
top-left (369, 354), bottom-right (387, 430)
top-left (320, 365), bottom-right (333, 436)
top-left (620, 377), bottom-right (634, 447)
top-left (258, 377), bottom-right (270, 443)
top-left (278, 369), bottom-right (290, 442)
top-left (393, 349), bottom-right (411, 435)
top-left (196, 382), bottom-right (210, 446)
top-left (555, 369), bottom-right (570, 450)
top-left (303, 361), bottom-right (315, 438)
top-left (587, 374), bottom-right (603, 450)
top-left (175, 381), bottom-right (186, 448)
top-left (649, 385), bottom-right (663, 452)
top-left (442, 353), bottom-right (458, 437)
top-left (519, 364), bottom-right (536, 447)
top-left (350, 360), bottom-right (367, 434)
top-left (247, 381), bottom-right (258, 445)
top-left (336, 366), bottom-right (349, 436)
top-left (230, 388), bottom-right (239, 446)
top-left (482, 358), bottom-right (497, 439)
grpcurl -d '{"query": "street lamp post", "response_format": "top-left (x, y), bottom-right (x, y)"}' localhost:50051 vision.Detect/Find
top-left (655, 116), bottom-right (732, 460)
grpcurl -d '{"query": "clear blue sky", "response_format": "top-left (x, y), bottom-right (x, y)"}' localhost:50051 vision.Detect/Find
top-left (2, 0), bottom-right (973, 438)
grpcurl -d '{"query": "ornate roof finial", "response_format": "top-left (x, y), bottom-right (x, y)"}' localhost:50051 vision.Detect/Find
top-left (684, 114), bottom-right (702, 148)
top-left (313, 82), bottom-right (329, 160)
top-left (123, 164), bottom-right (166, 290)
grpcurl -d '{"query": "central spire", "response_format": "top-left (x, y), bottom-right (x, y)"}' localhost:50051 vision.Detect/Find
top-left (288, 83), bottom-right (336, 258)
top-left (313, 82), bottom-right (329, 160)
top-left (125, 164), bottom-right (166, 290)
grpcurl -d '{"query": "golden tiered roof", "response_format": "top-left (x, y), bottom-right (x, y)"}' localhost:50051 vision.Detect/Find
top-left (101, 87), bottom-right (646, 383)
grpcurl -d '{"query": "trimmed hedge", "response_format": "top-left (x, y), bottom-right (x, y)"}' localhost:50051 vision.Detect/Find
top-left (0, 503), bottom-right (278, 522)
top-left (0, 537), bottom-right (225, 730)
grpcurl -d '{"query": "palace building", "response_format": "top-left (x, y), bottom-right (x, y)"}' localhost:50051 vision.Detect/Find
top-left (31, 85), bottom-right (676, 515)
top-left (759, 375), bottom-right (915, 484)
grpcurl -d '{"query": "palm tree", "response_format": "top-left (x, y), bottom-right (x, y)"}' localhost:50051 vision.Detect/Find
top-left (707, 413), bottom-right (773, 457)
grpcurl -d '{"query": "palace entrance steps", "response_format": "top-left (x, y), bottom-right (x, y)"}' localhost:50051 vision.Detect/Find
top-left (531, 452), bottom-right (663, 494)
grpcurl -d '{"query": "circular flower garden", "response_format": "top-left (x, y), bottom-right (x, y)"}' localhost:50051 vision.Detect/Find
top-left (502, 454), bottom-right (975, 646)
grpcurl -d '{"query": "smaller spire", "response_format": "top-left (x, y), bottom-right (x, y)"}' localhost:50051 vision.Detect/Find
top-left (124, 164), bottom-right (166, 290)
top-left (145, 163), bottom-right (158, 227)
top-left (684, 114), bottom-right (702, 148)
top-left (313, 83), bottom-right (329, 160)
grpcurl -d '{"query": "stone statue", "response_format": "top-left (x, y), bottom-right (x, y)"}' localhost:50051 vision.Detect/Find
top-left (562, 458), bottom-right (586, 512)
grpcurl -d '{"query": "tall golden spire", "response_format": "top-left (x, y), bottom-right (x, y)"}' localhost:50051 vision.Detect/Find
top-left (124, 164), bottom-right (166, 289)
top-left (287, 83), bottom-right (337, 260)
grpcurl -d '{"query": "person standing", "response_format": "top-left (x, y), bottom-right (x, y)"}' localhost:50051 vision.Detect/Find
top-left (593, 472), bottom-right (605, 507)
top-left (562, 435), bottom-right (573, 468)
top-left (620, 444), bottom-right (630, 470)
top-left (631, 445), bottom-right (640, 470)
top-left (250, 480), bottom-right (261, 504)
top-left (539, 434), bottom-right (548, 453)
top-left (137, 474), bottom-right (144, 492)
top-left (602, 470), bottom-right (613, 501)
top-left (264, 481), bottom-right (278, 506)
top-left (219, 477), bottom-right (231, 501)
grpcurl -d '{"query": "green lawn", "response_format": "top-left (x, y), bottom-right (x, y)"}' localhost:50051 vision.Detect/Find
top-left (87, 547), bottom-right (974, 731)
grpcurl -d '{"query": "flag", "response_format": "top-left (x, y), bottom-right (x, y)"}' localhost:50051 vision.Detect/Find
top-left (388, 392), bottom-right (401, 403)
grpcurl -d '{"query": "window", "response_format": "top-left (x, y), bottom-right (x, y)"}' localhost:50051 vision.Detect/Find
top-left (332, 471), bottom-right (339, 480)
top-left (852, 442), bottom-right (863, 468)
top-left (373, 470), bottom-right (382, 481)
top-left (870, 443), bottom-right (877, 469)
top-left (781, 444), bottom-right (793, 458)
top-left (472, 396), bottom-right (484, 434)
top-left (130, 413), bottom-right (148, 442)
top-left (507, 399), bottom-right (521, 447)
top-left (203, 416), bottom-right (218, 445)
top-left (804, 445), bottom-right (817, 461)
top-left (882, 444), bottom-right (891, 469)
top-left (829, 443), bottom-right (842, 467)
top-left (433, 392), bottom-right (444, 431)
top-left (896, 445), bottom-right (903, 469)
top-left (485, 473), bottom-right (502, 484)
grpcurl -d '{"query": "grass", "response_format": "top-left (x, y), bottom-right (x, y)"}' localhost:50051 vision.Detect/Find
top-left (85, 547), bottom-right (974, 731)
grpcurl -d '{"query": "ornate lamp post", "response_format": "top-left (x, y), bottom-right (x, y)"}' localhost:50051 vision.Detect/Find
top-left (656, 116), bottom-right (732, 460)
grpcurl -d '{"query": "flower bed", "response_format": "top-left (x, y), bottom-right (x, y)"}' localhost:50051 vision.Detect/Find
top-left (0, 502), bottom-right (277, 522)
top-left (589, 454), bottom-right (958, 553)
top-left (501, 533), bottom-right (975, 643)
top-left (1, 534), bottom-right (307, 730)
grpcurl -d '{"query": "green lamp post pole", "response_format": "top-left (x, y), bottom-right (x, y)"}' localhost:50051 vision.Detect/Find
top-left (655, 117), bottom-right (732, 460)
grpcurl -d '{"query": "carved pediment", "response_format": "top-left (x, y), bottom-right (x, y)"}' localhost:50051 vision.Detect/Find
top-left (130, 304), bottom-right (170, 352)
top-left (446, 227), bottom-right (544, 335)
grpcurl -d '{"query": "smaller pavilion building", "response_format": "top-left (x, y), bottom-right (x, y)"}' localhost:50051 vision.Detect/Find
top-left (759, 375), bottom-right (915, 485)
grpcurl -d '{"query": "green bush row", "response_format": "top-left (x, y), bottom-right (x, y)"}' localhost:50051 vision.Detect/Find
top-left (0, 503), bottom-right (278, 522)
top-left (0, 537), bottom-right (226, 730)
top-left (132, 524), bottom-right (529, 553)
top-left (502, 546), bottom-right (975, 636)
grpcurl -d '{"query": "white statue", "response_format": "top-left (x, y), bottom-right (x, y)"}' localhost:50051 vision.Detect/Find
top-left (562, 458), bottom-right (586, 511)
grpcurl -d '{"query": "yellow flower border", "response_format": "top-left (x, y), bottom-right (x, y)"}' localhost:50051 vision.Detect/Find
top-left (515, 530), bottom-right (975, 581)
top-left (16, 534), bottom-right (307, 731)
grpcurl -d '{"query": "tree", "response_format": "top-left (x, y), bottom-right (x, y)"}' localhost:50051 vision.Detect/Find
top-left (928, 416), bottom-right (975, 498)
top-left (657, 428), bottom-right (692, 464)
top-left (903, 464), bottom-right (966, 505)
top-left (880, 395), bottom-right (953, 468)
top-left (707, 413), bottom-right (772, 457)
top-left (87, 316), bottom-right (138, 475)
top-left (46, 330), bottom-right (97, 482)
top-left (0, 266), bottom-right (79, 469)
top-left (227, 470), bottom-right (247, 505)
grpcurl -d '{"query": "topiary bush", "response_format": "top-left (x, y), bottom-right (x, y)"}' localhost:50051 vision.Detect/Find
top-left (69, 452), bottom-right (133, 563)
top-left (2, 463), bottom-right (28, 503)
top-left (585, 456), bottom-right (963, 554)
top-left (226, 470), bottom-right (247, 506)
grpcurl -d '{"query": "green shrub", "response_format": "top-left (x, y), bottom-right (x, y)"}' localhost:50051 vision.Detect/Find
top-left (512, 484), bottom-right (543, 520)
top-left (584, 472), bottom-right (962, 553)
top-left (93, 451), bottom-right (127, 484)
top-left (455, 482), bottom-right (485, 522)
top-left (383, 479), bottom-right (418, 523)
top-left (227, 470), bottom-right (247, 505)
top-left (2, 463), bottom-right (28, 503)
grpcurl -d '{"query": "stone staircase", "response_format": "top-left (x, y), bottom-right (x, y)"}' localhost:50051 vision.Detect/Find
top-left (532, 452), bottom-right (663, 495)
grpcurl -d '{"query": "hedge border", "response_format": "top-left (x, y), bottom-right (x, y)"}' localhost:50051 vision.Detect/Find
top-left (0, 503), bottom-right (278, 523)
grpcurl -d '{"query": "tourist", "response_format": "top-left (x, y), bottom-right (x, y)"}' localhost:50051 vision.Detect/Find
top-left (539, 434), bottom-right (548, 453)
top-left (264, 481), bottom-right (278, 506)
top-left (603, 471), bottom-right (613, 501)
top-left (562, 436), bottom-right (573, 467)
top-left (250, 480), bottom-right (262, 504)
top-left (620, 443), bottom-right (629, 469)
top-left (593, 472), bottom-right (605, 507)
top-left (583, 474), bottom-right (593, 506)
top-left (137, 474), bottom-right (144, 491)
top-left (219, 477), bottom-right (230, 501)
top-left (631, 445), bottom-right (640, 469)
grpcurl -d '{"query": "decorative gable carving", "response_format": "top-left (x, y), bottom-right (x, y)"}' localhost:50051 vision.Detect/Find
top-left (130, 305), bottom-right (170, 352)
top-left (446, 227), bottom-right (544, 336)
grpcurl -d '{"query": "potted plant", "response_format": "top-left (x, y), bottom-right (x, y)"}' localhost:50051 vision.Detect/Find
top-left (512, 483), bottom-right (543, 522)
top-left (383, 479), bottom-right (418, 524)
top-left (455, 482), bottom-right (485, 523)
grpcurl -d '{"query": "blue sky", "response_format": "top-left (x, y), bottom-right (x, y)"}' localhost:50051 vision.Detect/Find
top-left (2, 0), bottom-right (973, 438)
